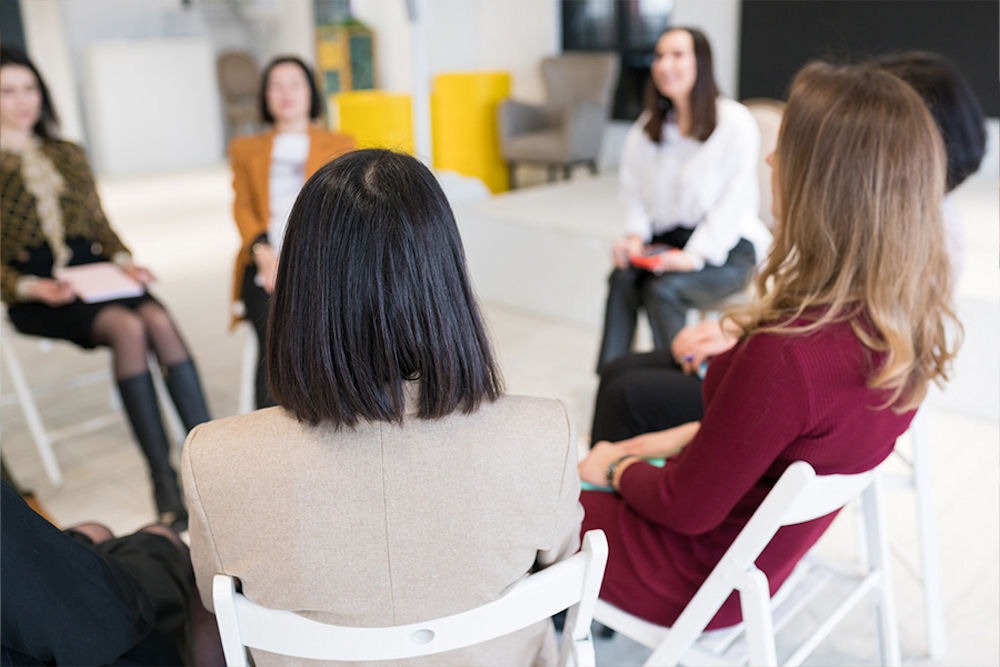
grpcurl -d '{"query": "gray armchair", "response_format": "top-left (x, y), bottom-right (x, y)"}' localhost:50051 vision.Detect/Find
top-left (499, 52), bottom-right (620, 188)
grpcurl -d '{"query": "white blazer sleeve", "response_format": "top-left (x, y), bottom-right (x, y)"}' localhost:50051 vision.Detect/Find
top-left (683, 102), bottom-right (762, 267)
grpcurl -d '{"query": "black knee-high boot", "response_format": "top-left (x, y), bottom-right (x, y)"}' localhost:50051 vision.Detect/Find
top-left (163, 359), bottom-right (211, 432)
top-left (117, 373), bottom-right (188, 531)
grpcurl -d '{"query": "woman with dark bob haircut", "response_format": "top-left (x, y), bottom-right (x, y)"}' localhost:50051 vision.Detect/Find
top-left (183, 149), bottom-right (583, 667)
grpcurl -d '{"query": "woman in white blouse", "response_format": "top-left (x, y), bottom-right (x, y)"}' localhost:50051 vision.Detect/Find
top-left (596, 27), bottom-right (770, 371)
top-left (228, 56), bottom-right (353, 408)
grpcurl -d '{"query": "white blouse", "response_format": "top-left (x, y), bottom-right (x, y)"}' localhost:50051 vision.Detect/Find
top-left (268, 133), bottom-right (310, 256)
top-left (620, 97), bottom-right (771, 267)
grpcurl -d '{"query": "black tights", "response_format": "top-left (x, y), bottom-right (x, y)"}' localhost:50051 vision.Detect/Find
top-left (91, 302), bottom-right (191, 380)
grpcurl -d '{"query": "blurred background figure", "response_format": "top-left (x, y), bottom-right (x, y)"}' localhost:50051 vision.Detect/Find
top-left (227, 55), bottom-right (354, 409)
top-left (595, 26), bottom-right (770, 372)
top-left (0, 46), bottom-right (210, 531)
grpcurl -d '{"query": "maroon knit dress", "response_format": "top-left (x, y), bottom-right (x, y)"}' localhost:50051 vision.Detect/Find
top-left (581, 318), bottom-right (914, 628)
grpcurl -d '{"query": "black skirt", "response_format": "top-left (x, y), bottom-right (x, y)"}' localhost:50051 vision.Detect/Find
top-left (8, 292), bottom-right (161, 349)
top-left (6, 238), bottom-right (161, 349)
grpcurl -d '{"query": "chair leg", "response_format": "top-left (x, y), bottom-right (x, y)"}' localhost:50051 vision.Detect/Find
top-left (508, 163), bottom-right (517, 190)
top-left (588, 160), bottom-right (599, 175)
top-left (1, 342), bottom-right (63, 486)
top-left (910, 409), bottom-right (947, 658)
top-left (863, 481), bottom-right (902, 667)
top-left (563, 164), bottom-right (573, 180)
top-left (547, 165), bottom-right (558, 182)
top-left (238, 322), bottom-right (257, 415)
top-left (740, 568), bottom-right (778, 667)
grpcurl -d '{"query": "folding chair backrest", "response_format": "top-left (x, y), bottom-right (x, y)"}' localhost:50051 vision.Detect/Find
top-left (646, 461), bottom-right (877, 664)
top-left (214, 529), bottom-right (608, 666)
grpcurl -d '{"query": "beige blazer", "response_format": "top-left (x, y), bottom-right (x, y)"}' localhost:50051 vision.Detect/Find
top-left (181, 394), bottom-right (583, 667)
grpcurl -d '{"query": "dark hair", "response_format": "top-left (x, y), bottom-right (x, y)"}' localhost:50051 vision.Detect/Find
top-left (643, 27), bottom-right (719, 143)
top-left (258, 55), bottom-right (323, 124)
top-left (0, 46), bottom-right (60, 139)
top-left (267, 149), bottom-right (504, 426)
top-left (874, 51), bottom-right (986, 192)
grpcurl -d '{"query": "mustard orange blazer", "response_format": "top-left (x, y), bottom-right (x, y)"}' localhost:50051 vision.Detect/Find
top-left (228, 126), bottom-right (354, 327)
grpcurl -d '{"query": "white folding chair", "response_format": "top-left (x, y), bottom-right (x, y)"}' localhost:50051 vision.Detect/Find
top-left (594, 461), bottom-right (900, 666)
top-left (0, 318), bottom-right (185, 486)
top-left (213, 529), bottom-right (608, 667)
top-left (882, 408), bottom-right (946, 658)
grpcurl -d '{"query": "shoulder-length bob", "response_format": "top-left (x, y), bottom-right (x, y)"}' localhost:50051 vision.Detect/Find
top-left (267, 149), bottom-right (504, 426)
top-left (874, 51), bottom-right (987, 192)
top-left (0, 46), bottom-right (60, 140)
top-left (735, 61), bottom-right (960, 411)
top-left (642, 27), bottom-right (719, 143)
top-left (258, 55), bottom-right (323, 125)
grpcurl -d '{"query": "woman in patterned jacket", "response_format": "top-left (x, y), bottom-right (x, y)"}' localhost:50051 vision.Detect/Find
top-left (0, 46), bottom-right (210, 531)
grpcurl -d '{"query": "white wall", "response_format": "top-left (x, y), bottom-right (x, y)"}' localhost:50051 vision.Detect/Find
top-left (17, 0), bottom-right (85, 142)
top-left (672, 0), bottom-right (741, 98)
top-left (353, 0), bottom-right (558, 102)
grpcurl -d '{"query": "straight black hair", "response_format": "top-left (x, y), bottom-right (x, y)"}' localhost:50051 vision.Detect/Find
top-left (267, 149), bottom-right (504, 426)
top-left (875, 51), bottom-right (986, 192)
top-left (0, 46), bottom-right (60, 139)
top-left (643, 27), bottom-right (719, 143)
top-left (258, 55), bottom-right (323, 125)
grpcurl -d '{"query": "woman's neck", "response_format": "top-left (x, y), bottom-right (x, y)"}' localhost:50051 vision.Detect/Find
top-left (273, 118), bottom-right (310, 134)
top-left (0, 126), bottom-right (35, 152)
top-left (671, 96), bottom-right (692, 136)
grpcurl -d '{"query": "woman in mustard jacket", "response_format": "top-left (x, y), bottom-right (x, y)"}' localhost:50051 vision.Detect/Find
top-left (229, 55), bottom-right (354, 408)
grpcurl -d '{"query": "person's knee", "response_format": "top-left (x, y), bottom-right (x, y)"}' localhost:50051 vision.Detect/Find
top-left (139, 523), bottom-right (185, 550)
top-left (608, 267), bottom-right (640, 290)
top-left (138, 304), bottom-right (176, 337)
top-left (66, 522), bottom-right (115, 543)
top-left (642, 274), bottom-right (688, 306)
top-left (95, 309), bottom-right (146, 348)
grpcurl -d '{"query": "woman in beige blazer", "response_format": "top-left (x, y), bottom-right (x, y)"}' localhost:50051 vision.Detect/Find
top-left (229, 55), bottom-right (354, 408)
top-left (184, 149), bottom-right (583, 666)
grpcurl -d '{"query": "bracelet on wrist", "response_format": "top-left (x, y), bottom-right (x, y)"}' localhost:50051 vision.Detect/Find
top-left (605, 454), bottom-right (637, 490)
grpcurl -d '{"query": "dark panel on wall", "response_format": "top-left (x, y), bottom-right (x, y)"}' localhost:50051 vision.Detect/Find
top-left (0, 0), bottom-right (27, 50)
top-left (739, 0), bottom-right (998, 115)
top-left (561, 0), bottom-right (671, 120)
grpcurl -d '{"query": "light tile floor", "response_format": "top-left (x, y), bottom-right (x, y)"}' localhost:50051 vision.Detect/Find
top-left (1, 157), bottom-right (996, 666)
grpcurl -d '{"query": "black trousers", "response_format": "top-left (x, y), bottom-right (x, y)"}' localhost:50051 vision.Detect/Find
top-left (596, 234), bottom-right (755, 372)
top-left (590, 350), bottom-right (705, 445)
top-left (240, 265), bottom-right (277, 409)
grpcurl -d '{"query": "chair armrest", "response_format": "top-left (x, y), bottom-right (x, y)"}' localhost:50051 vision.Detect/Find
top-left (562, 101), bottom-right (608, 161)
top-left (498, 100), bottom-right (560, 142)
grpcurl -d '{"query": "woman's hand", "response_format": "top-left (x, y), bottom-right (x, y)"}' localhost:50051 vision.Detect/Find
top-left (612, 235), bottom-right (645, 269)
top-left (29, 279), bottom-right (75, 306)
top-left (253, 245), bottom-right (278, 294)
top-left (122, 263), bottom-right (156, 285)
top-left (671, 320), bottom-right (738, 375)
top-left (617, 422), bottom-right (700, 459)
top-left (578, 441), bottom-right (634, 488)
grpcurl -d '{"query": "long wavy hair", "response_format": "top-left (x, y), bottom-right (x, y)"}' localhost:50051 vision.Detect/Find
top-left (733, 62), bottom-right (960, 411)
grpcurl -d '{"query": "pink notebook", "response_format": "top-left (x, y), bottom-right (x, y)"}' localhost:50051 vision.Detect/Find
top-left (55, 263), bottom-right (144, 303)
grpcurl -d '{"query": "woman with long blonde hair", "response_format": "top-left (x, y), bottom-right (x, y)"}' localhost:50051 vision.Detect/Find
top-left (578, 61), bottom-right (959, 629)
